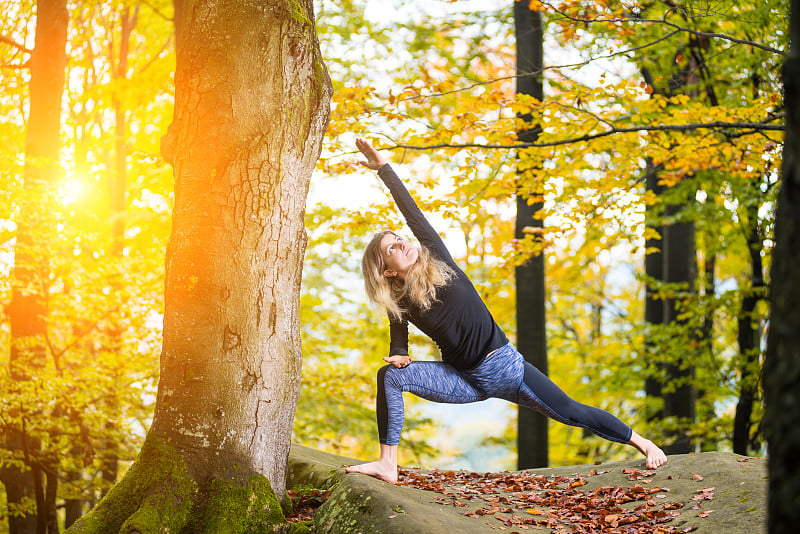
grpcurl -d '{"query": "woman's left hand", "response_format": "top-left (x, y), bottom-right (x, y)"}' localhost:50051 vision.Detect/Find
top-left (356, 138), bottom-right (387, 170)
top-left (384, 354), bottom-right (412, 368)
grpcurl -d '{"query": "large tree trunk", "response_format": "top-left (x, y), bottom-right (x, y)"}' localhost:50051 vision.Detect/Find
top-left (0, 1), bottom-right (68, 533)
top-left (764, 0), bottom-right (800, 530)
top-left (514, 0), bottom-right (548, 470)
top-left (66, 1), bottom-right (331, 532)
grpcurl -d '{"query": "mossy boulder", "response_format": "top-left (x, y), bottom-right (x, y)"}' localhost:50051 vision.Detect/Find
top-left (287, 445), bottom-right (767, 534)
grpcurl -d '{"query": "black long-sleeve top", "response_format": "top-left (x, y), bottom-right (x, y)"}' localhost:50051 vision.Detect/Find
top-left (378, 164), bottom-right (508, 370)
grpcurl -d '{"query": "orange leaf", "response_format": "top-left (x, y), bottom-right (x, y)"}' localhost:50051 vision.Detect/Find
top-left (526, 508), bottom-right (546, 515)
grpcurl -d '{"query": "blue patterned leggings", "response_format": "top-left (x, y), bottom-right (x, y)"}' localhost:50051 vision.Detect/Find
top-left (376, 342), bottom-right (632, 446)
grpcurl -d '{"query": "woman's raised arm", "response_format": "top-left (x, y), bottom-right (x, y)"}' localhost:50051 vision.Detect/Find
top-left (355, 138), bottom-right (455, 267)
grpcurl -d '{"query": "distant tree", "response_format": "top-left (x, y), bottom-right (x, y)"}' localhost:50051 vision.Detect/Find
top-left (514, 0), bottom-right (549, 470)
top-left (66, 0), bottom-right (331, 531)
top-left (0, 1), bottom-right (68, 532)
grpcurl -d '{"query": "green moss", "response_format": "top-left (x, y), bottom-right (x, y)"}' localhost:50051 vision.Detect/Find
top-left (121, 502), bottom-right (179, 534)
top-left (287, 522), bottom-right (311, 534)
top-left (312, 58), bottom-right (329, 102)
top-left (356, 504), bottom-right (373, 515)
top-left (280, 491), bottom-right (294, 517)
top-left (193, 475), bottom-right (286, 533)
top-left (288, 0), bottom-right (310, 26)
top-left (314, 488), bottom-right (376, 533)
top-left (66, 436), bottom-right (296, 534)
top-left (66, 436), bottom-right (196, 533)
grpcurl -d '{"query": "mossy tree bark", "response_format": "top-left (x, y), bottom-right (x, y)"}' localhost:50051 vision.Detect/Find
top-left (66, 0), bottom-right (331, 532)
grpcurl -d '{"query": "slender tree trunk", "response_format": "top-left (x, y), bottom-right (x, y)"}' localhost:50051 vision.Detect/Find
top-left (66, 0), bottom-right (331, 530)
top-left (661, 46), bottom-right (701, 455)
top-left (63, 465), bottom-right (83, 529)
top-left (661, 202), bottom-right (696, 454)
top-left (764, 2), bottom-right (800, 528)
top-left (97, 4), bottom-right (139, 501)
top-left (514, 0), bottom-right (548, 470)
top-left (44, 470), bottom-right (58, 534)
top-left (111, 5), bottom-right (134, 259)
top-left (0, 2), bottom-right (68, 533)
top-left (641, 50), bottom-right (700, 455)
top-left (697, 251), bottom-right (716, 451)
top-left (733, 210), bottom-right (764, 455)
top-left (643, 159), bottom-right (665, 421)
top-left (642, 165), bottom-right (697, 455)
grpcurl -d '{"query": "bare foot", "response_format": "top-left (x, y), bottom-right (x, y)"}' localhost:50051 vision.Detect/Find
top-left (629, 431), bottom-right (668, 469)
top-left (345, 460), bottom-right (398, 484)
top-left (643, 441), bottom-right (668, 469)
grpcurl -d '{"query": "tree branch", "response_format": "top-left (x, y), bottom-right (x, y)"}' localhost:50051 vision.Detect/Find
top-left (361, 31), bottom-right (684, 111)
top-left (0, 34), bottom-right (32, 54)
top-left (140, 0), bottom-right (173, 22)
top-left (536, 0), bottom-right (785, 56)
top-left (385, 119), bottom-right (785, 151)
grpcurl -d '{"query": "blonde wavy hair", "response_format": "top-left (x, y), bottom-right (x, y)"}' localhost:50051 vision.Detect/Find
top-left (362, 230), bottom-right (455, 321)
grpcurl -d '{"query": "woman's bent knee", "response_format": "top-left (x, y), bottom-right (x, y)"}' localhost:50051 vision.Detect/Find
top-left (378, 364), bottom-right (404, 389)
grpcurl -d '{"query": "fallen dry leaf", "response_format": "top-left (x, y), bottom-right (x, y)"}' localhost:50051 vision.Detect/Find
top-left (692, 487), bottom-right (716, 501)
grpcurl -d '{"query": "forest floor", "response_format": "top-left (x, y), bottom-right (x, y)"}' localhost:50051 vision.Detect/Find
top-left (286, 445), bottom-right (766, 534)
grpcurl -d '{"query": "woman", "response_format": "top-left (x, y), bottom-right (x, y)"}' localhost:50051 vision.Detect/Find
top-left (345, 138), bottom-right (667, 484)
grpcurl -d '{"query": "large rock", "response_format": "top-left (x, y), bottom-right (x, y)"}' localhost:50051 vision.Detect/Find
top-left (287, 445), bottom-right (766, 533)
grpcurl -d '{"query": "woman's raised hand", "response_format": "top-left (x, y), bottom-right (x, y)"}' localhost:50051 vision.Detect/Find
top-left (356, 138), bottom-right (387, 170)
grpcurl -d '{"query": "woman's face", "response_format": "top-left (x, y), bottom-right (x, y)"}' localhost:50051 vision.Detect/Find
top-left (379, 232), bottom-right (418, 280)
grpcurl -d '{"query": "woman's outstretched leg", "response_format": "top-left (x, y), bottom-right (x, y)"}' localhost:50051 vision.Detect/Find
top-left (517, 360), bottom-right (668, 469)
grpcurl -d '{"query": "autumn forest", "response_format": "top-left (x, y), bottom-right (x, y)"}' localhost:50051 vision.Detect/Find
top-left (0, 0), bottom-right (794, 532)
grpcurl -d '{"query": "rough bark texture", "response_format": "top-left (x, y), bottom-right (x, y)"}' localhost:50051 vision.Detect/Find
top-left (0, 1), bottom-right (68, 533)
top-left (66, 0), bottom-right (331, 532)
top-left (514, 0), bottom-right (548, 470)
top-left (764, 0), bottom-right (800, 530)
